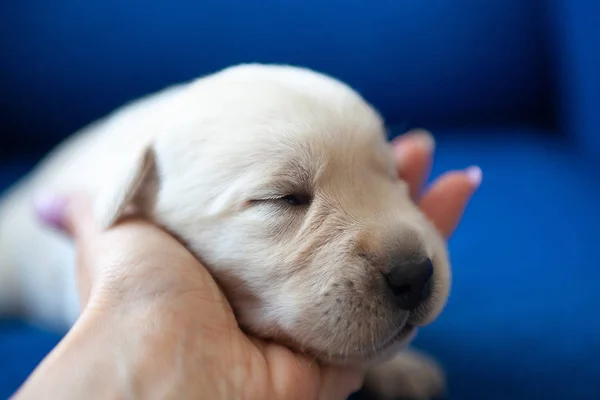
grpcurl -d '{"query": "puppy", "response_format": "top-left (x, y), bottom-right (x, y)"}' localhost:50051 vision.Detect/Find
top-left (0, 64), bottom-right (451, 399)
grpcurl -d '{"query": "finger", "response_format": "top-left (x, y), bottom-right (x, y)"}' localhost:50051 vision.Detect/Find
top-left (34, 192), bottom-right (97, 240)
top-left (318, 366), bottom-right (365, 400)
top-left (392, 129), bottom-right (435, 200)
top-left (33, 192), bottom-right (70, 232)
top-left (34, 192), bottom-right (99, 307)
top-left (61, 194), bottom-right (98, 240)
top-left (419, 166), bottom-right (482, 239)
top-left (256, 340), bottom-right (364, 400)
top-left (260, 344), bottom-right (322, 400)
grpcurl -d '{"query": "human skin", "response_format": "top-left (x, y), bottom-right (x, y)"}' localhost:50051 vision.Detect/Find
top-left (13, 131), bottom-right (481, 400)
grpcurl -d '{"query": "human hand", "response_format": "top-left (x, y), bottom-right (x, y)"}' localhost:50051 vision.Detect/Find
top-left (19, 129), bottom-right (480, 400)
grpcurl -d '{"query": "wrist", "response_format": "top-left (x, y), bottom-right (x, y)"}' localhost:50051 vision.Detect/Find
top-left (78, 296), bottom-right (243, 399)
top-left (14, 303), bottom-right (212, 400)
top-left (16, 274), bottom-right (249, 400)
top-left (75, 301), bottom-right (218, 399)
top-left (14, 308), bottom-right (128, 399)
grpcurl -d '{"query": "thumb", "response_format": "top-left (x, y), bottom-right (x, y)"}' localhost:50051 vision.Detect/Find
top-left (34, 191), bottom-right (98, 241)
top-left (34, 192), bottom-right (101, 309)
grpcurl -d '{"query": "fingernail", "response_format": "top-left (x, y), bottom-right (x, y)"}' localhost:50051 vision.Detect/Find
top-left (465, 165), bottom-right (482, 188)
top-left (33, 191), bottom-right (67, 230)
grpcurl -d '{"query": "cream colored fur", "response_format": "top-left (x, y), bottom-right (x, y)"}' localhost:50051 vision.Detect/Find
top-left (0, 64), bottom-right (451, 399)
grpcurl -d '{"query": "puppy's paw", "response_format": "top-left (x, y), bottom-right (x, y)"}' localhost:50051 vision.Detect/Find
top-left (363, 348), bottom-right (446, 399)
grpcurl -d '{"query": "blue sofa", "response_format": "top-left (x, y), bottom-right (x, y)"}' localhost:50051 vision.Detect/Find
top-left (1, 1), bottom-right (599, 399)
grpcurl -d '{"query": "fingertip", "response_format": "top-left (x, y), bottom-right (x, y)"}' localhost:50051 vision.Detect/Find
top-left (33, 191), bottom-right (69, 232)
top-left (393, 128), bottom-right (435, 151)
top-left (319, 367), bottom-right (365, 400)
top-left (393, 129), bottom-right (435, 166)
top-left (393, 129), bottom-right (436, 199)
top-left (465, 165), bottom-right (482, 188)
top-left (341, 368), bottom-right (366, 395)
top-left (33, 191), bottom-right (95, 238)
top-left (419, 169), bottom-right (480, 238)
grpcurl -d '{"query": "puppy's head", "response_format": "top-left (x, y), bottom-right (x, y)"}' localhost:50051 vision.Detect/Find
top-left (96, 64), bottom-right (451, 367)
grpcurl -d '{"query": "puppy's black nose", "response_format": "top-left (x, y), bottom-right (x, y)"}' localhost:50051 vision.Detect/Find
top-left (384, 258), bottom-right (433, 310)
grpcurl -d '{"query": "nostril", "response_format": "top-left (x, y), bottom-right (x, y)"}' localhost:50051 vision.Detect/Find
top-left (384, 257), bottom-right (434, 310)
top-left (393, 284), bottom-right (411, 296)
top-left (388, 279), bottom-right (411, 296)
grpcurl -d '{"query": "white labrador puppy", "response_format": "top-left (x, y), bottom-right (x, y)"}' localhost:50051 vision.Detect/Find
top-left (0, 64), bottom-right (451, 399)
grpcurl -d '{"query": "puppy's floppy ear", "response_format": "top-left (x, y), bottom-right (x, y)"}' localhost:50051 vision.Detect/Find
top-left (94, 145), bottom-right (157, 229)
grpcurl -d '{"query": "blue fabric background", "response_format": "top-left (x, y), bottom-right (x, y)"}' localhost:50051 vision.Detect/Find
top-left (0, 0), bottom-right (552, 150)
top-left (548, 0), bottom-right (600, 159)
top-left (1, 1), bottom-right (599, 399)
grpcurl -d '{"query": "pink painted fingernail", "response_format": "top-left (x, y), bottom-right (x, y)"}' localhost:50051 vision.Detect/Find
top-left (465, 165), bottom-right (482, 188)
top-left (33, 192), bottom-right (67, 230)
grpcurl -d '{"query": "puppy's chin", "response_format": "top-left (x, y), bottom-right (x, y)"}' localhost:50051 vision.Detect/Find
top-left (214, 269), bottom-right (435, 368)
top-left (238, 312), bottom-right (417, 368)
top-left (314, 325), bottom-right (419, 368)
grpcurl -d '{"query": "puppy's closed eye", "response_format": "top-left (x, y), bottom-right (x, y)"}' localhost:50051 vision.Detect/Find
top-left (249, 193), bottom-right (312, 208)
top-left (280, 194), bottom-right (311, 206)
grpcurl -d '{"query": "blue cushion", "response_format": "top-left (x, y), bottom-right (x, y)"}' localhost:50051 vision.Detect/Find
top-left (0, 0), bottom-right (551, 147)
top-left (411, 129), bottom-right (600, 399)
top-left (2, 128), bottom-right (599, 399)
top-left (0, 320), bottom-right (61, 398)
top-left (548, 0), bottom-right (600, 159)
